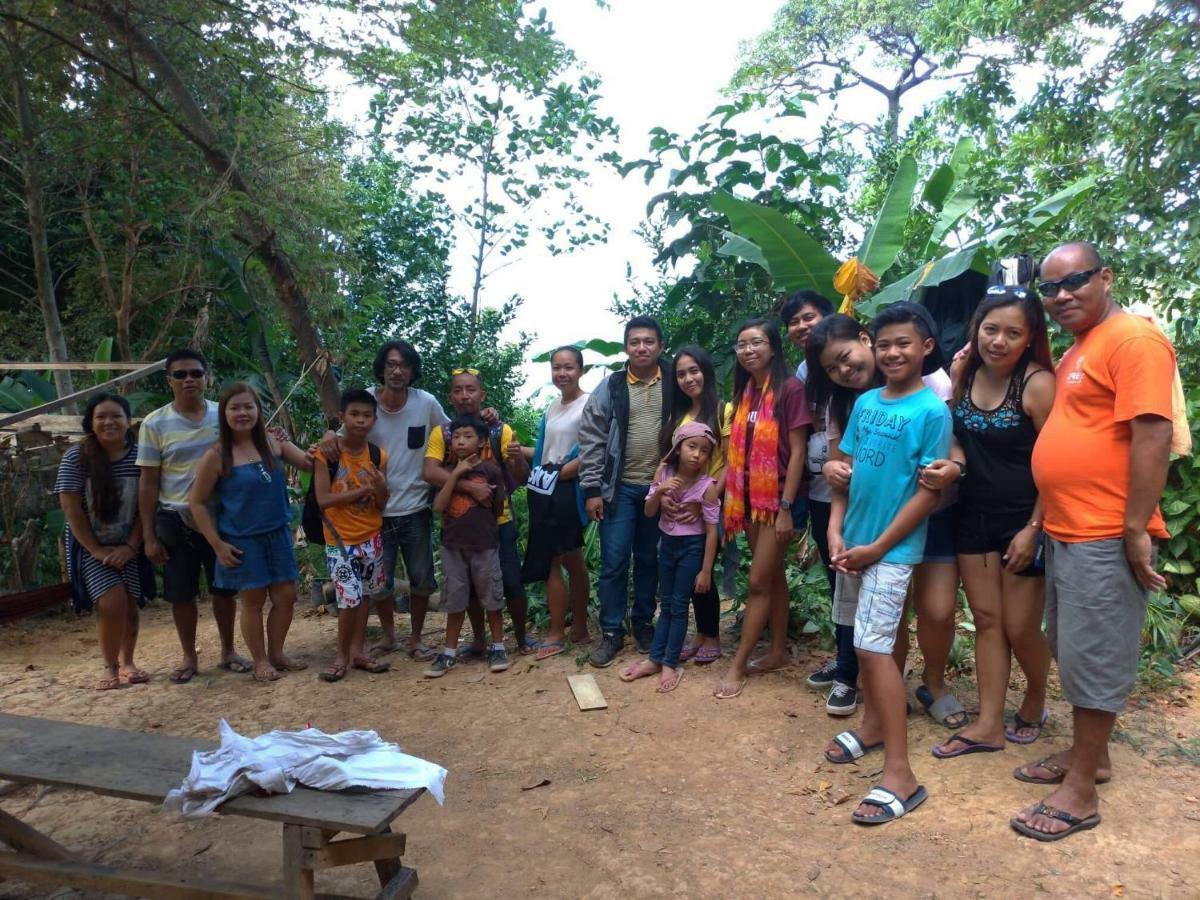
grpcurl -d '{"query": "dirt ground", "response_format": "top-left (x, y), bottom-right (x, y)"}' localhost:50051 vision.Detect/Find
top-left (2, 601), bottom-right (1199, 899)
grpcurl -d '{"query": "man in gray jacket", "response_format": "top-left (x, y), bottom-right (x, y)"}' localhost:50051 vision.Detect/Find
top-left (578, 315), bottom-right (671, 666)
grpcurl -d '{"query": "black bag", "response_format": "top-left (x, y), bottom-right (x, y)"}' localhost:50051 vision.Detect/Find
top-left (301, 442), bottom-right (382, 547)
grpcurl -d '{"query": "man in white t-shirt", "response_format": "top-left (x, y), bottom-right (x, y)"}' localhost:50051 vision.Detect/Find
top-left (321, 341), bottom-right (448, 659)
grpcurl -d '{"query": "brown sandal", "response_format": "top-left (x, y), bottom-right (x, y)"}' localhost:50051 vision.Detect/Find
top-left (96, 666), bottom-right (121, 691)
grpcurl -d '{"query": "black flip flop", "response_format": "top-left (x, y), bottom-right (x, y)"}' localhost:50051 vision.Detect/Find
top-left (1005, 710), bottom-right (1048, 744)
top-left (931, 733), bottom-right (1005, 759)
top-left (1012, 756), bottom-right (1112, 785)
top-left (1010, 802), bottom-right (1101, 841)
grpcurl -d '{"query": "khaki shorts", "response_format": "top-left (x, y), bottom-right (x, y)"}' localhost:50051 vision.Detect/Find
top-left (439, 546), bottom-right (503, 614)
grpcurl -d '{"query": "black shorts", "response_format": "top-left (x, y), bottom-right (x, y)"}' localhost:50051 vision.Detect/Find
top-left (155, 508), bottom-right (236, 603)
top-left (954, 506), bottom-right (1044, 577)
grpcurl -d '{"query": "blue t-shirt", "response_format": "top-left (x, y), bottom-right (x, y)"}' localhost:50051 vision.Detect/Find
top-left (839, 386), bottom-right (952, 565)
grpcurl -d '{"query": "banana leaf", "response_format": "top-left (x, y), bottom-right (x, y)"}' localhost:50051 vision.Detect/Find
top-left (858, 155), bottom-right (917, 275)
top-left (715, 230), bottom-right (769, 270)
top-left (857, 246), bottom-right (986, 318)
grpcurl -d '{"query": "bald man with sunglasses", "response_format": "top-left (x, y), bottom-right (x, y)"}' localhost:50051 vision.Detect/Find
top-left (1011, 242), bottom-right (1175, 842)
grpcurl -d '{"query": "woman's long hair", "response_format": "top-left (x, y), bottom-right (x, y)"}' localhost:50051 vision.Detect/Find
top-left (731, 317), bottom-right (791, 418)
top-left (216, 382), bottom-right (274, 477)
top-left (659, 345), bottom-right (722, 457)
top-left (805, 314), bottom-right (875, 435)
top-left (79, 392), bottom-right (133, 522)
top-left (952, 287), bottom-right (1054, 405)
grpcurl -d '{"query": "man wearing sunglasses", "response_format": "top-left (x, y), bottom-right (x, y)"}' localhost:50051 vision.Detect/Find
top-left (137, 348), bottom-right (250, 683)
top-left (1014, 242), bottom-right (1175, 842)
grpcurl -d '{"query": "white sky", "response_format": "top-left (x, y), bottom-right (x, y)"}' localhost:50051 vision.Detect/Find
top-left (447, 0), bottom-right (784, 400)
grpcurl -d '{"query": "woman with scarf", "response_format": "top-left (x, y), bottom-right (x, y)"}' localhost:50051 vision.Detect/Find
top-left (714, 318), bottom-right (812, 699)
top-left (521, 346), bottom-right (592, 659)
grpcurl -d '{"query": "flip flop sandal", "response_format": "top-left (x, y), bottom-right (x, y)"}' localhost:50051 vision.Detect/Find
top-left (1012, 757), bottom-right (1112, 786)
top-left (713, 679), bottom-right (746, 700)
top-left (369, 641), bottom-right (400, 656)
top-left (319, 664), bottom-right (347, 683)
top-left (457, 645), bottom-right (487, 662)
top-left (169, 665), bottom-right (198, 684)
top-left (218, 656), bottom-right (254, 674)
top-left (852, 785), bottom-right (928, 825)
top-left (931, 734), bottom-right (1005, 759)
top-left (571, 634), bottom-right (594, 646)
top-left (406, 643), bottom-right (438, 661)
top-left (271, 659), bottom-right (309, 672)
top-left (1005, 710), bottom-right (1048, 744)
top-left (518, 637), bottom-right (539, 656)
top-left (352, 657), bottom-right (391, 674)
top-left (746, 657), bottom-right (784, 676)
top-left (535, 641), bottom-right (565, 661)
top-left (96, 669), bottom-right (122, 691)
top-left (656, 669), bottom-right (684, 693)
top-left (694, 646), bottom-right (722, 665)
top-left (1010, 803), bottom-right (1101, 842)
top-left (915, 685), bottom-right (969, 729)
top-left (678, 645), bottom-right (700, 663)
top-left (252, 668), bottom-right (281, 683)
top-left (121, 668), bottom-right (150, 685)
top-left (825, 730), bottom-right (883, 764)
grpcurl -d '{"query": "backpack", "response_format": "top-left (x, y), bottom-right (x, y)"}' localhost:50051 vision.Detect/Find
top-left (440, 422), bottom-right (519, 495)
top-left (301, 441), bottom-right (382, 547)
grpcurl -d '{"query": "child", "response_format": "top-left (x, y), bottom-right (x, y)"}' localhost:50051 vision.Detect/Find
top-left (313, 389), bottom-right (392, 682)
top-left (425, 415), bottom-right (511, 677)
top-left (825, 302), bottom-right (952, 825)
top-left (619, 421), bottom-right (719, 693)
top-left (190, 383), bottom-right (313, 682)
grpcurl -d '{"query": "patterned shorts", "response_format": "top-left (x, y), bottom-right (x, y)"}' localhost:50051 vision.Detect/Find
top-left (325, 533), bottom-right (387, 610)
top-left (833, 560), bottom-right (914, 655)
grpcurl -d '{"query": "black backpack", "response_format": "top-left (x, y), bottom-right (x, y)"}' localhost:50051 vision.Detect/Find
top-left (301, 442), bottom-right (382, 547)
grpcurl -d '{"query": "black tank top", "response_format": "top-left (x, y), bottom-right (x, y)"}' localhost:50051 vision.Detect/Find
top-left (952, 362), bottom-right (1040, 514)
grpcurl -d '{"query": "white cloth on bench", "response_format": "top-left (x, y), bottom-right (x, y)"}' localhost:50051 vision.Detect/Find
top-left (164, 720), bottom-right (447, 817)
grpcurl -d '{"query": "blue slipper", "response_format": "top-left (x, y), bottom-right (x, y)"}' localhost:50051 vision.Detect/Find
top-left (852, 785), bottom-right (929, 825)
top-left (1005, 710), bottom-right (1048, 744)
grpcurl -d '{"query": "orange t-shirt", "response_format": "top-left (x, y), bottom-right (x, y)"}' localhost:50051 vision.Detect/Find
top-left (313, 443), bottom-right (388, 546)
top-left (1031, 313), bottom-right (1175, 542)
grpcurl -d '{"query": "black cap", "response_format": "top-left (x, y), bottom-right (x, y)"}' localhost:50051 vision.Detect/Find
top-left (870, 301), bottom-right (946, 376)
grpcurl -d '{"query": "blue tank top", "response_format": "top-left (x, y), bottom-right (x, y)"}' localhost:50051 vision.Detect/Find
top-left (216, 457), bottom-right (290, 537)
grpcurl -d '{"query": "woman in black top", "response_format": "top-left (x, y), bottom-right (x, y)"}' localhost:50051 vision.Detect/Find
top-left (924, 287), bottom-right (1056, 757)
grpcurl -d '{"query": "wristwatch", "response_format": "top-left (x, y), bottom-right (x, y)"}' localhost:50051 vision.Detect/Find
top-left (952, 460), bottom-right (966, 480)
top-left (779, 498), bottom-right (793, 511)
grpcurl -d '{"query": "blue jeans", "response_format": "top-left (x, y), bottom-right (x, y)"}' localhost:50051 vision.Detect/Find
top-left (808, 499), bottom-right (857, 687)
top-left (598, 483), bottom-right (660, 638)
top-left (649, 533), bottom-right (705, 667)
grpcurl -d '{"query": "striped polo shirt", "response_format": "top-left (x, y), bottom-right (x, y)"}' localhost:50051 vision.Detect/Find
top-left (621, 367), bottom-right (663, 486)
top-left (136, 400), bottom-right (219, 521)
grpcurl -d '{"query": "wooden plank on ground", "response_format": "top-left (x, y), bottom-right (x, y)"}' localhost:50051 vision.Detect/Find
top-left (0, 851), bottom-right (276, 899)
top-left (0, 714), bottom-right (423, 835)
top-left (567, 674), bottom-right (608, 711)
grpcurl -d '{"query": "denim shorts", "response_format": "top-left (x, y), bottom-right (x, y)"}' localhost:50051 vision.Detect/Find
top-left (833, 561), bottom-right (914, 654)
top-left (214, 526), bottom-right (298, 592)
top-left (922, 507), bottom-right (957, 564)
top-left (380, 509), bottom-right (437, 597)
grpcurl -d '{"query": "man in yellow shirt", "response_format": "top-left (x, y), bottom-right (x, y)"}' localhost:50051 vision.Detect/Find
top-left (424, 369), bottom-right (531, 656)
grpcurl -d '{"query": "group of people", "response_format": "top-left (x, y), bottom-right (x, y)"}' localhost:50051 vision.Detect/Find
top-left (56, 240), bottom-right (1176, 842)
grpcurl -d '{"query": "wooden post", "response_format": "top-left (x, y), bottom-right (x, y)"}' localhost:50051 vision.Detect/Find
top-left (281, 824), bottom-right (315, 900)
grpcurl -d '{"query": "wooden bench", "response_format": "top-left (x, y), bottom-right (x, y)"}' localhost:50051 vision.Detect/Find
top-left (0, 713), bottom-right (425, 899)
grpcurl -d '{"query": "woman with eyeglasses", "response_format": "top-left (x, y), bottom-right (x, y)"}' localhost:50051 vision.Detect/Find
top-left (922, 287), bottom-right (1056, 757)
top-left (55, 393), bottom-right (150, 690)
top-left (190, 382), bottom-right (313, 682)
top-left (714, 318), bottom-right (812, 699)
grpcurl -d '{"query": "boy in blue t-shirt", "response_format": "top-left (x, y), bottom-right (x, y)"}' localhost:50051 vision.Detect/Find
top-left (825, 302), bottom-right (952, 826)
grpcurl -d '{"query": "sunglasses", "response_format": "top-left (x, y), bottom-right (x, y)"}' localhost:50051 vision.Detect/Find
top-left (170, 368), bottom-right (206, 380)
top-left (451, 367), bottom-right (481, 377)
top-left (255, 462), bottom-right (272, 485)
top-left (1036, 268), bottom-right (1100, 299)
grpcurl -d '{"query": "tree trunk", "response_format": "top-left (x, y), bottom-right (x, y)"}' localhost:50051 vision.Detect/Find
top-left (467, 131), bottom-right (495, 355)
top-left (76, 0), bottom-right (342, 417)
top-left (5, 20), bottom-right (76, 409)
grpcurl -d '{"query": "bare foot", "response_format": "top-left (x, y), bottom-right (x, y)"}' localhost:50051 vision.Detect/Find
top-left (619, 660), bottom-right (661, 682)
top-left (933, 722), bottom-right (1004, 754)
top-left (854, 772), bottom-right (918, 820)
top-left (570, 629), bottom-right (593, 645)
top-left (96, 664), bottom-right (121, 691)
top-left (370, 636), bottom-right (399, 655)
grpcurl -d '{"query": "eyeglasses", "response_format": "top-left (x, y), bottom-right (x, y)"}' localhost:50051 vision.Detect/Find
top-left (383, 360), bottom-right (410, 371)
top-left (1036, 268), bottom-right (1100, 299)
top-left (255, 462), bottom-right (272, 484)
top-left (986, 285), bottom-right (1035, 300)
top-left (169, 368), bottom-right (206, 380)
top-left (451, 367), bottom-right (481, 376)
top-left (734, 338), bottom-right (769, 354)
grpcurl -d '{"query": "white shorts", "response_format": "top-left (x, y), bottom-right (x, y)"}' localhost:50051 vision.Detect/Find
top-left (325, 533), bottom-right (387, 610)
top-left (833, 561), bottom-right (913, 655)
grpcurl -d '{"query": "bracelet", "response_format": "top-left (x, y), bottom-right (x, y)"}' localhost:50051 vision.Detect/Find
top-left (1026, 520), bottom-right (1043, 531)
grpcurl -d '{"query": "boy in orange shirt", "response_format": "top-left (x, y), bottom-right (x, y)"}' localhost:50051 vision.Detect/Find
top-left (314, 389), bottom-right (391, 682)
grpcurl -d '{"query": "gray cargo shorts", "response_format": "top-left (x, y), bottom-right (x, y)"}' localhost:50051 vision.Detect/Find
top-left (1044, 536), bottom-right (1151, 713)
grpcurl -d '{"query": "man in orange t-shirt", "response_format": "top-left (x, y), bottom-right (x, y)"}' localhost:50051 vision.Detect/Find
top-left (1014, 242), bottom-right (1175, 842)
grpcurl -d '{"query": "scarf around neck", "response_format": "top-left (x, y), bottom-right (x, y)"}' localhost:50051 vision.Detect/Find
top-left (724, 376), bottom-right (780, 533)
